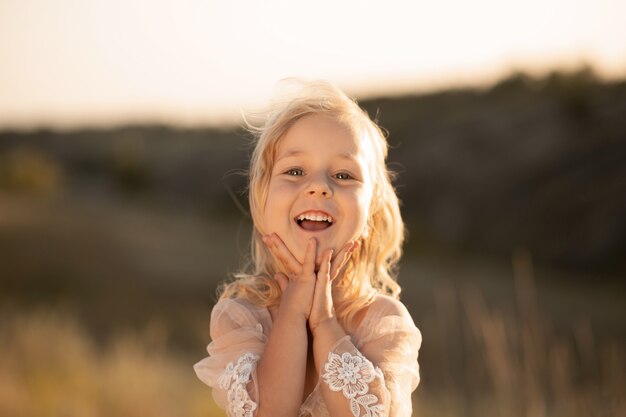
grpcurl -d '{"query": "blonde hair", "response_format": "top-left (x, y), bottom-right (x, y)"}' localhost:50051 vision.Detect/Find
top-left (219, 79), bottom-right (405, 328)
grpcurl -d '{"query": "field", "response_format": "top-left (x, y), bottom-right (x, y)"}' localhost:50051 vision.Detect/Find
top-left (1, 69), bottom-right (625, 416)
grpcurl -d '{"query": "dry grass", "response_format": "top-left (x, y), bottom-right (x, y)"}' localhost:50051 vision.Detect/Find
top-left (0, 309), bottom-right (225, 417)
top-left (413, 249), bottom-right (625, 417)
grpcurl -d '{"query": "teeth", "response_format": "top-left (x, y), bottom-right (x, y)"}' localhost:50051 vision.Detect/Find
top-left (296, 213), bottom-right (334, 223)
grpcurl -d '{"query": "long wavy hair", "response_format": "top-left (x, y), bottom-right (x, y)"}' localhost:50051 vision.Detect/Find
top-left (219, 79), bottom-right (405, 328)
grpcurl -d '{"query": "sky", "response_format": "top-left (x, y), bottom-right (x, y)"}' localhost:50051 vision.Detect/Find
top-left (1, 0), bottom-right (625, 130)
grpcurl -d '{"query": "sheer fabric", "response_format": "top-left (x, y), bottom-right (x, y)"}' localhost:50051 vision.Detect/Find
top-left (194, 295), bottom-right (421, 417)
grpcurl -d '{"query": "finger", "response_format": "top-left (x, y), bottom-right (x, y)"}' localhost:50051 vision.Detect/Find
top-left (274, 272), bottom-right (289, 293)
top-left (265, 234), bottom-right (302, 273)
top-left (317, 248), bottom-right (333, 283)
top-left (329, 240), bottom-right (357, 279)
top-left (302, 238), bottom-right (317, 275)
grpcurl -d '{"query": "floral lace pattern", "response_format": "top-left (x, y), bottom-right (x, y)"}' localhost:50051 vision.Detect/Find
top-left (322, 350), bottom-right (385, 417)
top-left (218, 352), bottom-right (260, 417)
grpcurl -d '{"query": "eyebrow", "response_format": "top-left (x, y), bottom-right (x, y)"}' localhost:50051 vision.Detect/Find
top-left (276, 149), bottom-right (360, 162)
top-left (337, 153), bottom-right (360, 162)
top-left (276, 150), bottom-right (304, 161)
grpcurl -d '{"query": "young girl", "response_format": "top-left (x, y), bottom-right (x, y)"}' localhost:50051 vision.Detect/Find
top-left (194, 80), bottom-right (421, 417)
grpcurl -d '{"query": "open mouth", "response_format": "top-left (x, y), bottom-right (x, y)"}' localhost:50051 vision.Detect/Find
top-left (295, 212), bottom-right (334, 231)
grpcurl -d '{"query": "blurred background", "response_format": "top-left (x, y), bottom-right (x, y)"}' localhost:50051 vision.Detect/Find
top-left (1, 1), bottom-right (625, 416)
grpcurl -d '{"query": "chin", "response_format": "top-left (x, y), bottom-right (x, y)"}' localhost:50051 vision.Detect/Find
top-left (315, 242), bottom-right (338, 265)
top-left (291, 240), bottom-right (327, 266)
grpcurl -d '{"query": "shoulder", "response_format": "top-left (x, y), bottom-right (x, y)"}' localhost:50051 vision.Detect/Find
top-left (367, 294), bottom-right (412, 321)
top-left (210, 297), bottom-right (267, 331)
top-left (351, 293), bottom-right (413, 332)
top-left (214, 295), bottom-right (266, 312)
top-left (354, 294), bottom-right (422, 350)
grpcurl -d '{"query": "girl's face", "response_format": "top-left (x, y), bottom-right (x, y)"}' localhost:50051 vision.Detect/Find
top-left (263, 114), bottom-right (374, 267)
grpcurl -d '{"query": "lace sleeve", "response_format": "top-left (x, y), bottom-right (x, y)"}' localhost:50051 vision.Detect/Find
top-left (321, 335), bottom-right (389, 417)
top-left (318, 297), bottom-right (421, 417)
top-left (194, 299), bottom-right (267, 417)
top-left (356, 300), bottom-right (422, 417)
top-left (216, 352), bottom-right (260, 417)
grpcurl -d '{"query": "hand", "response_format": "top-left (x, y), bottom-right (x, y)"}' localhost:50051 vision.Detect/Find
top-left (263, 234), bottom-right (357, 328)
top-left (308, 240), bottom-right (358, 334)
top-left (262, 234), bottom-right (318, 322)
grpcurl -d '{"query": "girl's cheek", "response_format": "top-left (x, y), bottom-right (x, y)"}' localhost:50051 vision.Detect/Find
top-left (289, 239), bottom-right (307, 265)
top-left (273, 181), bottom-right (299, 196)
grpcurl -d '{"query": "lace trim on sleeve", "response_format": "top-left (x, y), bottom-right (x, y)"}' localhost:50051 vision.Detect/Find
top-left (217, 352), bottom-right (260, 417)
top-left (321, 349), bottom-right (385, 417)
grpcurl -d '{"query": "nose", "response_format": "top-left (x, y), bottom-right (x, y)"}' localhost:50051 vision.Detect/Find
top-left (306, 174), bottom-right (333, 198)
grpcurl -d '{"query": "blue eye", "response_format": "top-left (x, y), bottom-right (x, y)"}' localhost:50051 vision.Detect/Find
top-left (285, 168), bottom-right (304, 176)
top-left (335, 172), bottom-right (352, 180)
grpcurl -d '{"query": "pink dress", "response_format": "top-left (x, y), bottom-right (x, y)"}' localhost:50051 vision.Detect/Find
top-left (194, 295), bottom-right (421, 417)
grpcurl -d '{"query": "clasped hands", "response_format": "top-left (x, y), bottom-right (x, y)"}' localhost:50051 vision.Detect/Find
top-left (262, 233), bottom-right (358, 334)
